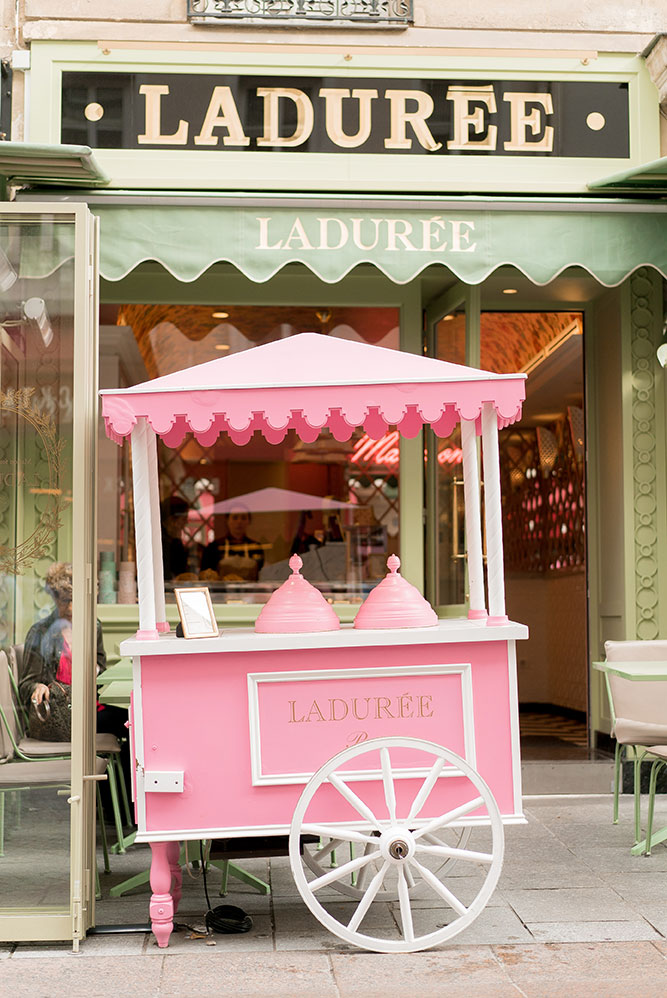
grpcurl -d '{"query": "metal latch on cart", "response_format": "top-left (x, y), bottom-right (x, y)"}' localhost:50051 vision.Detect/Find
top-left (145, 771), bottom-right (184, 793)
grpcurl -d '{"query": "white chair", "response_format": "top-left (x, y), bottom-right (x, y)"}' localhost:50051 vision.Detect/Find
top-left (603, 640), bottom-right (667, 843)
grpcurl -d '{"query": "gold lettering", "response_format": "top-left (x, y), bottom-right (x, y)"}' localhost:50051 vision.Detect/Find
top-left (256, 87), bottom-right (314, 147)
top-left (305, 699), bottom-right (326, 722)
top-left (329, 698), bottom-right (349, 721)
top-left (194, 86), bottom-right (250, 147)
top-left (288, 700), bottom-right (304, 723)
top-left (384, 90), bottom-right (442, 151)
top-left (418, 695), bottom-right (434, 718)
top-left (319, 88), bottom-right (378, 148)
top-left (446, 85), bottom-right (497, 151)
top-left (137, 84), bottom-right (189, 145)
top-left (398, 694), bottom-right (414, 718)
top-left (352, 697), bottom-right (371, 721)
top-left (375, 696), bottom-right (395, 719)
top-left (503, 92), bottom-right (554, 152)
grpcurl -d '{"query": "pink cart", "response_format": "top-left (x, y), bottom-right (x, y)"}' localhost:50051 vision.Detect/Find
top-left (101, 333), bottom-right (528, 953)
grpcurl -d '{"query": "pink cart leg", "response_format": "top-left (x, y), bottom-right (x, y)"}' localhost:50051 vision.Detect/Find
top-left (167, 840), bottom-right (182, 914)
top-left (149, 841), bottom-right (176, 948)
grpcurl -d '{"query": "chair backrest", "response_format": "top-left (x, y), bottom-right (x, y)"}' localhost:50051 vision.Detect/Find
top-left (0, 650), bottom-right (18, 762)
top-left (7, 644), bottom-right (28, 732)
top-left (604, 640), bottom-right (667, 728)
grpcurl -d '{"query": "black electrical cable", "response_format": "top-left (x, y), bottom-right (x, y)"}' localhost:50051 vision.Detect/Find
top-left (199, 841), bottom-right (253, 935)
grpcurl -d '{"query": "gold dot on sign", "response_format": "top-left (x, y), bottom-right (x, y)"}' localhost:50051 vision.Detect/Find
top-left (84, 102), bottom-right (105, 122)
top-left (586, 112), bottom-right (605, 131)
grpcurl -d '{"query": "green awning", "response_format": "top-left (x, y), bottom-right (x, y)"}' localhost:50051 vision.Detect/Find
top-left (0, 142), bottom-right (109, 187)
top-left (588, 156), bottom-right (667, 193)
top-left (14, 194), bottom-right (667, 287)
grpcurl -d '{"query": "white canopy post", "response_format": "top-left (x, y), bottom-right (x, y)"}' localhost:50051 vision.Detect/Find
top-left (147, 426), bottom-right (169, 633)
top-left (481, 403), bottom-right (509, 625)
top-left (460, 418), bottom-right (487, 620)
top-left (130, 418), bottom-right (159, 640)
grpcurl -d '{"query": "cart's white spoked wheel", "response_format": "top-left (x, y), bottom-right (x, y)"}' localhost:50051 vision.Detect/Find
top-left (289, 736), bottom-right (504, 953)
top-left (301, 821), bottom-right (472, 897)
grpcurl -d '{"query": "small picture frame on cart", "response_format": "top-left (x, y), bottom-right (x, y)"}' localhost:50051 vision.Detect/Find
top-left (174, 586), bottom-right (219, 639)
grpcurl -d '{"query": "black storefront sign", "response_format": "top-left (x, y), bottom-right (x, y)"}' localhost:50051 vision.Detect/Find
top-left (61, 71), bottom-right (629, 158)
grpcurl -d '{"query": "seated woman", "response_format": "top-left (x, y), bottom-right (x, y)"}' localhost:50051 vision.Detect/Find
top-left (19, 562), bottom-right (126, 743)
top-left (201, 507), bottom-right (265, 582)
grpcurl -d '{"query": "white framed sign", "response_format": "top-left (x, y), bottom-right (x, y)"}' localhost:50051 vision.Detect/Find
top-left (174, 586), bottom-right (219, 639)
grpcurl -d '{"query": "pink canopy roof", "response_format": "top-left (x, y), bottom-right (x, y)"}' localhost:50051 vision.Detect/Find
top-left (101, 332), bottom-right (525, 447)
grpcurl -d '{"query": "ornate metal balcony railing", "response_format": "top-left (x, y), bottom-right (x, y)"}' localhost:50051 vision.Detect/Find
top-left (187, 1), bottom-right (413, 26)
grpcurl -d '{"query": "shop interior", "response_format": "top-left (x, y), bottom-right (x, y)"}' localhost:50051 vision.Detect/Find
top-left (97, 262), bottom-right (592, 759)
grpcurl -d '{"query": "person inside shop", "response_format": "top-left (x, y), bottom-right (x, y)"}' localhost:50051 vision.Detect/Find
top-left (161, 495), bottom-right (192, 580)
top-left (20, 561), bottom-right (125, 733)
top-left (201, 506), bottom-right (265, 582)
top-left (290, 510), bottom-right (324, 556)
top-left (19, 561), bottom-right (131, 818)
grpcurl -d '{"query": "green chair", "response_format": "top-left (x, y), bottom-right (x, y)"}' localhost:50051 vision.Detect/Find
top-left (0, 649), bottom-right (131, 864)
top-left (644, 745), bottom-right (667, 856)
top-left (603, 640), bottom-right (667, 843)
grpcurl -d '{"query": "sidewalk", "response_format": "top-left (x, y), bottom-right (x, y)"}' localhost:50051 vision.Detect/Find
top-left (1, 793), bottom-right (666, 997)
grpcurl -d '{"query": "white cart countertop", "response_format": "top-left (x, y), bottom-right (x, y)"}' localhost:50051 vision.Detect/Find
top-left (120, 619), bottom-right (529, 658)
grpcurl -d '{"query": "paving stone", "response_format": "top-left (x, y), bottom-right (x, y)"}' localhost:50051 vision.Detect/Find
top-left (492, 940), bottom-right (667, 981)
top-left (330, 950), bottom-right (517, 997)
top-left (502, 886), bottom-right (638, 923)
top-left (159, 952), bottom-right (339, 996)
top-left (525, 919), bottom-right (662, 942)
top-left (0, 955), bottom-right (164, 997)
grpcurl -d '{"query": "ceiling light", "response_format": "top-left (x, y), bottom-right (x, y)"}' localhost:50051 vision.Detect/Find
top-left (442, 314), bottom-right (454, 321)
top-left (23, 297), bottom-right (54, 347)
top-left (212, 311), bottom-right (229, 319)
top-left (502, 288), bottom-right (518, 295)
top-left (215, 343), bottom-right (230, 351)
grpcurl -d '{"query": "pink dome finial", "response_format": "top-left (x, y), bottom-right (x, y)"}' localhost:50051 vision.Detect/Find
top-left (289, 554), bottom-right (303, 575)
top-left (387, 554), bottom-right (401, 574)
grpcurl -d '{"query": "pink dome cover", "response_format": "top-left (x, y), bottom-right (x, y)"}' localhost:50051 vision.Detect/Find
top-left (354, 555), bottom-right (438, 630)
top-left (255, 555), bottom-right (341, 633)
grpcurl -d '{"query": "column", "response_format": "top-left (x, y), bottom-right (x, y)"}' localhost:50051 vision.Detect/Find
top-left (146, 427), bottom-right (169, 632)
top-left (481, 403), bottom-right (508, 625)
top-left (460, 418), bottom-right (487, 619)
top-left (130, 419), bottom-right (159, 639)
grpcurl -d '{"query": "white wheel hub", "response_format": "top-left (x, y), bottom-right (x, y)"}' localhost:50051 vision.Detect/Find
top-left (379, 826), bottom-right (415, 864)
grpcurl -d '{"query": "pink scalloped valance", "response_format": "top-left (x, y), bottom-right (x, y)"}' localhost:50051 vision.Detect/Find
top-left (101, 333), bottom-right (525, 446)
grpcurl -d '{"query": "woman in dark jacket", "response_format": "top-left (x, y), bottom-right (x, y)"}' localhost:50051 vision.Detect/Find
top-left (19, 562), bottom-right (123, 740)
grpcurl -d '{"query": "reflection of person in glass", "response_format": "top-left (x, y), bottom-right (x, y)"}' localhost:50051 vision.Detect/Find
top-left (161, 496), bottom-right (190, 580)
top-left (19, 562), bottom-right (125, 739)
top-left (201, 507), bottom-right (264, 581)
top-left (290, 510), bottom-right (324, 556)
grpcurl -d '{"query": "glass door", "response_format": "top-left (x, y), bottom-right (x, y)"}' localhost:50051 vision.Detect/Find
top-left (0, 204), bottom-right (98, 944)
top-left (424, 283), bottom-right (480, 613)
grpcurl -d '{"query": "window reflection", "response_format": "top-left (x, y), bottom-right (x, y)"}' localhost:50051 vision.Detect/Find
top-left (98, 304), bottom-right (401, 603)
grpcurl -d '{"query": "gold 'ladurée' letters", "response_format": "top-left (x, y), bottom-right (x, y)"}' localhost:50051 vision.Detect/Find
top-left (134, 81), bottom-right (558, 155)
top-left (287, 692), bottom-right (434, 723)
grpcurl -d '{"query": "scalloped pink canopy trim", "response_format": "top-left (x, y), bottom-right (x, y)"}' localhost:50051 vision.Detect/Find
top-left (101, 333), bottom-right (525, 445)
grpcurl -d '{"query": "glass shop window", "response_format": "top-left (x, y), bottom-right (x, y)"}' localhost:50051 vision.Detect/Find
top-left (431, 308), bottom-right (466, 607)
top-left (0, 217), bottom-right (76, 907)
top-left (97, 305), bottom-right (401, 605)
top-left (480, 311), bottom-right (585, 576)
